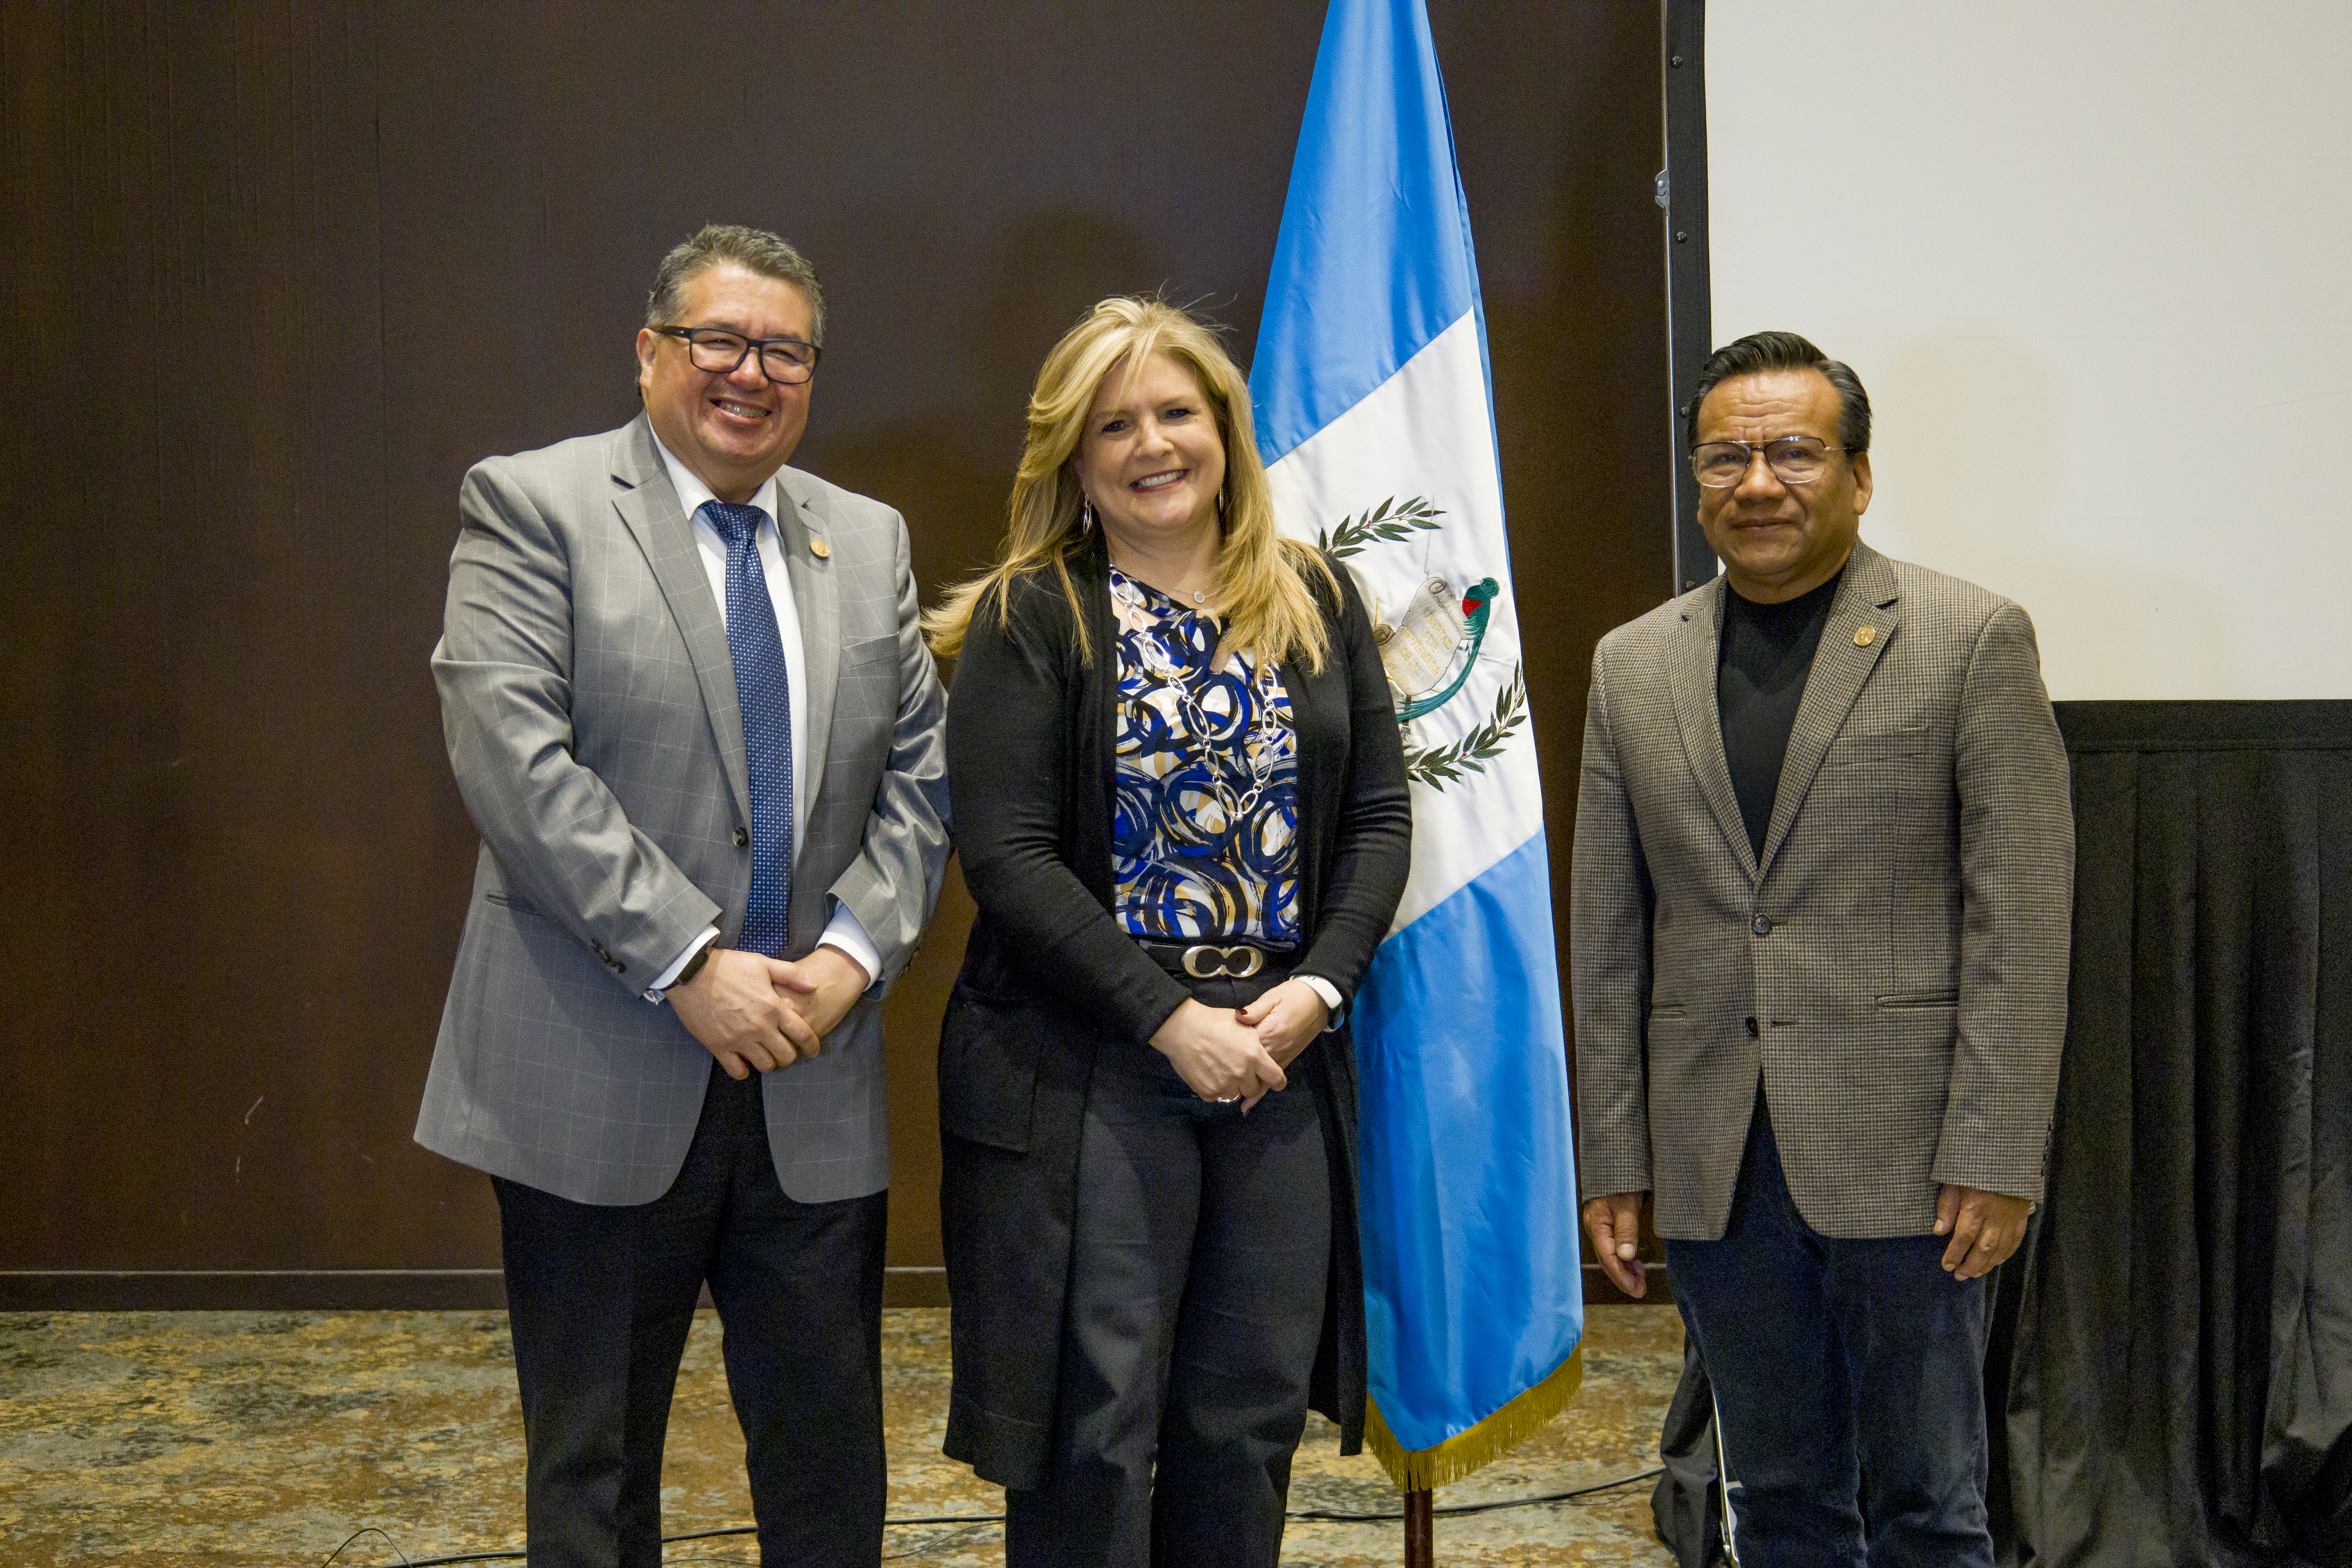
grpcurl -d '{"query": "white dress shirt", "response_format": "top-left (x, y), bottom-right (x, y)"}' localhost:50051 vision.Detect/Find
top-left (642, 437), bottom-right (879, 997)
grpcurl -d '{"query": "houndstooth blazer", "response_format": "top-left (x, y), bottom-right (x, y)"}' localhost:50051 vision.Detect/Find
top-left (414, 414), bottom-right (949, 1206)
top-left (1571, 541), bottom-right (2073, 1240)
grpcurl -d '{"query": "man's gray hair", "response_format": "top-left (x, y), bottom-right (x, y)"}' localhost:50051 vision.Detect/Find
top-left (645, 223), bottom-right (826, 346)
top-left (1686, 330), bottom-right (1871, 455)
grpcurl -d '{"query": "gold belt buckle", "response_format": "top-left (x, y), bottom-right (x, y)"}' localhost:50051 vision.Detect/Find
top-left (1181, 944), bottom-right (1263, 979)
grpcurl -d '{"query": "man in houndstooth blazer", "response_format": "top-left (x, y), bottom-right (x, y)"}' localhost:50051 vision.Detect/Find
top-left (1572, 332), bottom-right (2072, 1567)
top-left (415, 226), bottom-right (949, 1567)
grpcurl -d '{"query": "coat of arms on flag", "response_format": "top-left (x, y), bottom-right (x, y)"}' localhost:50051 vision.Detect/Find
top-left (1318, 497), bottom-right (1520, 785)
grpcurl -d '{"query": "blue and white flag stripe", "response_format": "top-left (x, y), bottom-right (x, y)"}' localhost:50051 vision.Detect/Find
top-left (1252, 0), bottom-right (1584, 1486)
top-left (1249, 0), bottom-right (1480, 468)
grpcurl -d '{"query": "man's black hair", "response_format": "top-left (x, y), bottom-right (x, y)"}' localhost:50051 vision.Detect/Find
top-left (1686, 330), bottom-right (1871, 455)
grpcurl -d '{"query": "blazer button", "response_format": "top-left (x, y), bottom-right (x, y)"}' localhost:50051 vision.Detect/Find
top-left (734, 827), bottom-right (750, 847)
top-left (1745, 1016), bottom-right (1760, 1038)
top-left (1751, 915), bottom-right (1772, 936)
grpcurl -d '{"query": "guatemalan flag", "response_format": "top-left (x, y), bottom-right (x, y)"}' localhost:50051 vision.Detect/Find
top-left (1250, 0), bottom-right (1584, 1487)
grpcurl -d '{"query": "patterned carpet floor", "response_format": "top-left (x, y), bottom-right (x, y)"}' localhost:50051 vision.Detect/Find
top-left (1, 1303), bottom-right (1683, 1567)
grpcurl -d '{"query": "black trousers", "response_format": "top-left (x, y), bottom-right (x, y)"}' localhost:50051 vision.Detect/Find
top-left (1665, 1098), bottom-right (1992, 1568)
top-left (1004, 968), bottom-right (1332, 1568)
top-left (493, 1061), bottom-right (887, 1568)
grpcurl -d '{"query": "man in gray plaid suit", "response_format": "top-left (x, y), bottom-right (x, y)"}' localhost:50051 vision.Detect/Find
top-left (416, 225), bottom-right (949, 1567)
top-left (1572, 332), bottom-right (2072, 1567)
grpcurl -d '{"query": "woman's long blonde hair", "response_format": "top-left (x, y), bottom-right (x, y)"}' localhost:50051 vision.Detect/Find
top-left (923, 296), bottom-right (1336, 671)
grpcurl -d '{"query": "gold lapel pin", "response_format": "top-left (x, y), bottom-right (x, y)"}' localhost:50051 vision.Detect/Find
top-left (1854, 624), bottom-right (1877, 647)
top-left (809, 537), bottom-right (831, 559)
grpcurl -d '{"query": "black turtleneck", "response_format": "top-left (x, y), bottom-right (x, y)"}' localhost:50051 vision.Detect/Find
top-left (1717, 570), bottom-right (1843, 859)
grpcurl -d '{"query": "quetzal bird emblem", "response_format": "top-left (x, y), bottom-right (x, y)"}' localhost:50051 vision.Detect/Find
top-left (1319, 495), bottom-right (1526, 790)
top-left (1373, 575), bottom-right (1501, 720)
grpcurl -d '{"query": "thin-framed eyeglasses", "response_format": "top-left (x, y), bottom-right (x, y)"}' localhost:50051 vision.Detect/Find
top-left (1689, 435), bottom-right (1849, 488)
top-left (654, 325), bottom-right (821, 383)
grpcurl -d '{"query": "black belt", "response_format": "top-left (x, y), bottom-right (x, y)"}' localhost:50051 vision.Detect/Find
top-left (1136, 940), bottom-right (1296, 981)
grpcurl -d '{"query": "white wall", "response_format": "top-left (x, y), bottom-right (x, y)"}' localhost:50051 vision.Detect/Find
top-left (1705, 2), bottom-right (2352, 700)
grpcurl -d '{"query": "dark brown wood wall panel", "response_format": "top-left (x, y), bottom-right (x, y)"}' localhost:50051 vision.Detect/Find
top-left (0, 1), bottom-right (1669, 1296)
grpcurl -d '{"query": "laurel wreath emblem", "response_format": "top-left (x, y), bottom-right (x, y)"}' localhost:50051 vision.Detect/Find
top-left (1317, 495), bottom-right (1447, 558)
top-left (1401, 664), bottom-right (1528, 789)
top-left (1318, 494), bottom-right (1525, 792)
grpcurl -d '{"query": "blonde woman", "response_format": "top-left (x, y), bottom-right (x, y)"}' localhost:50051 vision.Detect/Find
top-left (928, 297), bottom-right (1410, 1565)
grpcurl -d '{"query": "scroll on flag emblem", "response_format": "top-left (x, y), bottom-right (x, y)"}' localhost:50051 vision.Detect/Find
top-left (1249, 0), bottom-right (1585, 1487)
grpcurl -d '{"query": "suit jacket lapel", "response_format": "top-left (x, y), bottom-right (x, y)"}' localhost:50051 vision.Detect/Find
top-left (1758, 541), bottom-right (1902, 877)
top-left (775, 468), bottom-right (841, 816)
top-left (1668, 579), bottom-right (1758, 881)
top-left (610, 416), bottom-right (754, 827)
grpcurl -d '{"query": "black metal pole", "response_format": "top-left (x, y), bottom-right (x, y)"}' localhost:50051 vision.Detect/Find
top-left (1662, 0), bottom-right (1716, 597)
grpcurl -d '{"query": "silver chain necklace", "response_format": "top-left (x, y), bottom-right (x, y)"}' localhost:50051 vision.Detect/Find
top-left (1116, 573), bottom-right (1287, 822)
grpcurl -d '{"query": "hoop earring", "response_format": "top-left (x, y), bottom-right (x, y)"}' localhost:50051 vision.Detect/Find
top-left (1080, 496), bottom-right (1096, 535)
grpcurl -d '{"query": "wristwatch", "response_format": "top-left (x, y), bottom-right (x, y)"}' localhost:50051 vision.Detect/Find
top-left (652, 941), bottom-right (716, 1005)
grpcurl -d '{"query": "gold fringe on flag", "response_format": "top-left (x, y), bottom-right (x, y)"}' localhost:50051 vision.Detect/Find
top-left (1362, 1344), bottom-right (1585, 1492)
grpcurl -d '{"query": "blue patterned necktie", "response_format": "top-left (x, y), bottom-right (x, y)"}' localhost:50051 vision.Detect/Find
top-left (701, 501), bottom-right (794, 957)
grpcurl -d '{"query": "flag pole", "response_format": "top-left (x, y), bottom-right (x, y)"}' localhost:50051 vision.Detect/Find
top-left (1254, 0), bottom-right (1586, 1540)
top-left (1405, 1487), bottom-right (1434, 1566)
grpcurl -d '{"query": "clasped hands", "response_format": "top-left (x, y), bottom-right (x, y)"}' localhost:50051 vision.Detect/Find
top-left (671, 945), bottom-right (870, 1080)
top-left (1149, 980), bottom-right (1329, 1110)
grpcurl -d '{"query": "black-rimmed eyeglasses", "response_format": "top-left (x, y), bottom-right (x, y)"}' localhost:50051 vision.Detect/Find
top-left (1689, 435), bottom-right (1850, 488)
top-left (654, 325), bottom-right (821, 384)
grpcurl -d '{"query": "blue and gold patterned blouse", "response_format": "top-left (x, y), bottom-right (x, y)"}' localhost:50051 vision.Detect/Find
top-left (1108, 567), bottom-right (1300, 945)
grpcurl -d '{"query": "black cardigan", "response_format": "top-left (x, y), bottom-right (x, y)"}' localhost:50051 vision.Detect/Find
top-left (936, 540), bottom-right (1412, 1489)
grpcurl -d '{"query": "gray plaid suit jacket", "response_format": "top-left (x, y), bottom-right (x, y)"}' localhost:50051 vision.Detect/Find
top-left (414, 414), bottom-right (950, 1206)
top-left (1571, 541), bottom-right (2073, 1239)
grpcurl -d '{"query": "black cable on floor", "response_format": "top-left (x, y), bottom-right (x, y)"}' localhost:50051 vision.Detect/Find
top-left (324, 1467), bottom-right (1665, 1566)
top-left (1288, 1463), bottom-right (1666, 1521)
top-left (322, 1518), bottom-right (1003, 1568)
top-left (321, 1528), bottom-right (411, 1566)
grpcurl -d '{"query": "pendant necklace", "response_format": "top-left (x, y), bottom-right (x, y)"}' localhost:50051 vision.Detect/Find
top-left (1111, 552), bottom-right (1207, 604)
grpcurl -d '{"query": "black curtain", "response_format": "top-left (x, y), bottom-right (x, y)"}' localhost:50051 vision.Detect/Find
top-left (1999, 701), bottom-right (2352, 1566)
top-left (1656, 700), bottom-right (2352, 1567)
